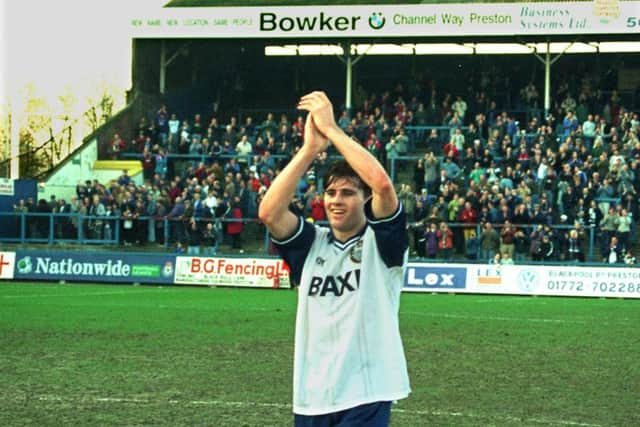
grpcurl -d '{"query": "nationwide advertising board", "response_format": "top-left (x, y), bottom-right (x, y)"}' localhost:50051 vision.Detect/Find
top-left (11, 250), bottom-right (176, 285)
top-left (127, 1), bottom-right (640, 38)
top-left (174, 256), bottom-right (291, 288)
top-left (404, 262), bottom-right (640, 299)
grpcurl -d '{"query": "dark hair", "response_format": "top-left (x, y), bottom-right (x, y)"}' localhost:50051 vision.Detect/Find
top-left (323, 160), bottom-right (370, 197)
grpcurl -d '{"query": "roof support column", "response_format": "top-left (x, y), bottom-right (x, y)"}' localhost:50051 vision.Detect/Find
top-left (535, 41), bottom-right (570, 118)
top-left (544, 47), bottom-right (551, 117)
top-left (159, 41), bottom-right (191, 95)
top-left (345, 47), bottom-right (352, 113)
top-left (337, 42), bottom-right (366, 115)
top-left (160, 40), bottom-right (167, 95)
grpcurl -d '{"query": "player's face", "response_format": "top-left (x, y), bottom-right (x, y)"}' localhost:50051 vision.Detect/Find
top-left (324, 177), bottom-right (366, 240)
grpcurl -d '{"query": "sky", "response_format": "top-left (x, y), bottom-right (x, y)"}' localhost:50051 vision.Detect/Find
top-left (1, 0), bottom-right (167, 111)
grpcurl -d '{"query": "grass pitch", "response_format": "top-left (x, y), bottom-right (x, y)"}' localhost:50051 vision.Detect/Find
top-left (0, 282), bottom-right (638, 426)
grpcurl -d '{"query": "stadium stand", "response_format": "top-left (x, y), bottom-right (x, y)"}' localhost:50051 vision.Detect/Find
top-left (4, 62), bottom-right (639, 264)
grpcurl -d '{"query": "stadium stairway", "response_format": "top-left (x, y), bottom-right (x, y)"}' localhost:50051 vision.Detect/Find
top-left (93, 160), bottom-right (143, 177)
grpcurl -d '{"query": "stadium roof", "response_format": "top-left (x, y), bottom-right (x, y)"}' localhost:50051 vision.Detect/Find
top-left (132, 1), bottom-right (640, 111)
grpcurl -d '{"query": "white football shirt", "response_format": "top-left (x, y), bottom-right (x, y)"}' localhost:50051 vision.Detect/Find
top-left (273, 202), bottom-right (411, 415)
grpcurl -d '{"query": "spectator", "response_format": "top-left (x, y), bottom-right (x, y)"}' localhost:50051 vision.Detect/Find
top-left (442, 156), bottom-right (462, 181)
top-left (309, 192), bottom-right (325, 222)
top-left (452, 95), bottom-right (468, 122)
top-left (398, 184), bottom-right (416, 221)
top-left (424, 222), bottom-right (439, 259)
top-left (606, 235), bottom-right (623, 264)
top-left (154, 148), bottom-right (168, 180)
top-left (465, 230), bottom-right (479, 260)
top-left (337, 110), bottom-right (350, 131)
top-left (155, 105), bottom-right (169, 146)
top-left (425, 128), bottom-right (440, 153)
top-left (513, 229), bottom-right (529, 261)
top-left (103, 203), bottom-right (117, 241)
top-left (394, 128), bottom-right (409, 154)
top-left (235, 134), bottom-right (253, 168)
top-left (529, 225), bottom-right (545, 261)
top-left (186, 217), bottom-right (201, 255)
top-left (599, 206), bottom-right (618, 255)
top-left (500, 251), bottom-right (514, 265)
top-left (566, 228), bottom-right (585, 262)
top-left (202, 221), bottom-right (218, 255)
top-left (226, 197), bottom-right (244, 252)
top-left (424, 151), bottom-right (439, 194)
top-left (167, 196), bottom-right (186, 243)
top-left (499, 221), bottom-right (516, 259)
top-left (108, 133), bottom-right (125, 159)
top-left (615, 208), bottom-right (632, 252)
top-left (521, 81), bottom-right (540, 109)
top-left (540, 233), bottom-right (555, 262)
top-left (191, 114), bottom-right (204, 144)
top-left (436, 222), bottom-right (454, 260)
top-left (142, 149), bottom-right (155, 181)
top-left (261, 112), bottom-right (277, 136)
top-left (121, 205), bottom-right (136, 246)
top-left (459, 201), bottom-right (478, 242)
top-left (88, 195), bottom-right (106, 240)
top-left (479, 222), bottom-right (500, 262)
top-left (489, 252), bottom-right (501, 265)
top-left (623, 249), bottom-right (636, 265)
top-left (168, 113), bottom-right (180, 150)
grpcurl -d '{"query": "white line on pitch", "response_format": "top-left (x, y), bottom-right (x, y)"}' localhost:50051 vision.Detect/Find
top-left (1, 290), bottom-right (159, 299)
top-left (404, 311), bottom-right (592, 324)
top-left (472, 298), bottom-right (548, 304)
top-left (29, 395), bottom-right (603, 427)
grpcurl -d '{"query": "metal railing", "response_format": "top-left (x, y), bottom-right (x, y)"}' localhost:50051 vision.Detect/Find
top-left (0, 210), bottom-right (263, 249)
top-left (1, 211), bottom-right (635, 265)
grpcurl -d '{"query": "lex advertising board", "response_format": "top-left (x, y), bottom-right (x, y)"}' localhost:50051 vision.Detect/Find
top-left (10, 250), bottom-right (176, 285)
top-left (128, 1), bottom-right (640, 38)
top-left (404, 262), bottom-right (640, 299)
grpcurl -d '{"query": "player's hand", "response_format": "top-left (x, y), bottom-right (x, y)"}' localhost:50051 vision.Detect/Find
top-left (304, 113), bottom-right (328, 154)
top-left (297, 91), bottom-right (337, 136)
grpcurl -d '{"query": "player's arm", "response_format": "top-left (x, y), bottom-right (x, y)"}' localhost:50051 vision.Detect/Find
top-left (258, 114), bottom-right (327, 240)
top-left (298, 92), bottom-right (398, 219)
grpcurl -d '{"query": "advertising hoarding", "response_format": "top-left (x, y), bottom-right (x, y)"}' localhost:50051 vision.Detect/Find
top-left (128, 2), bottom-right (640, 38)
top-left (404, 262), bottom-right (640, 299)
top-left (174, 256), bottom-right (291, 288)
top-left (12, 250), bottom-right (176, 285)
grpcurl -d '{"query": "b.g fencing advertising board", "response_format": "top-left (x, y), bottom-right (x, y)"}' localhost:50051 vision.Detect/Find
top-left (174, 256), bottom-right (290, 288)
top-left (13, 250), bottom-right (175, 284)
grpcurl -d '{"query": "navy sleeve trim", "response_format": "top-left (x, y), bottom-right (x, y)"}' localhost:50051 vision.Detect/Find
top-left (270, 217), bottom-right (315, 286)
top-left (365, 201), bottom-right (408, 268)
top-left (366, 201), bottom-right (404, 224)
top-left (271, 216), bottom-right (305, 245)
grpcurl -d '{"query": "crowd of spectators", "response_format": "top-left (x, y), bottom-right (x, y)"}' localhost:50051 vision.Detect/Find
top-left (397, 77), bottom-right (640, 264)
top-left (15, 68), bottom-right (640, 263)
